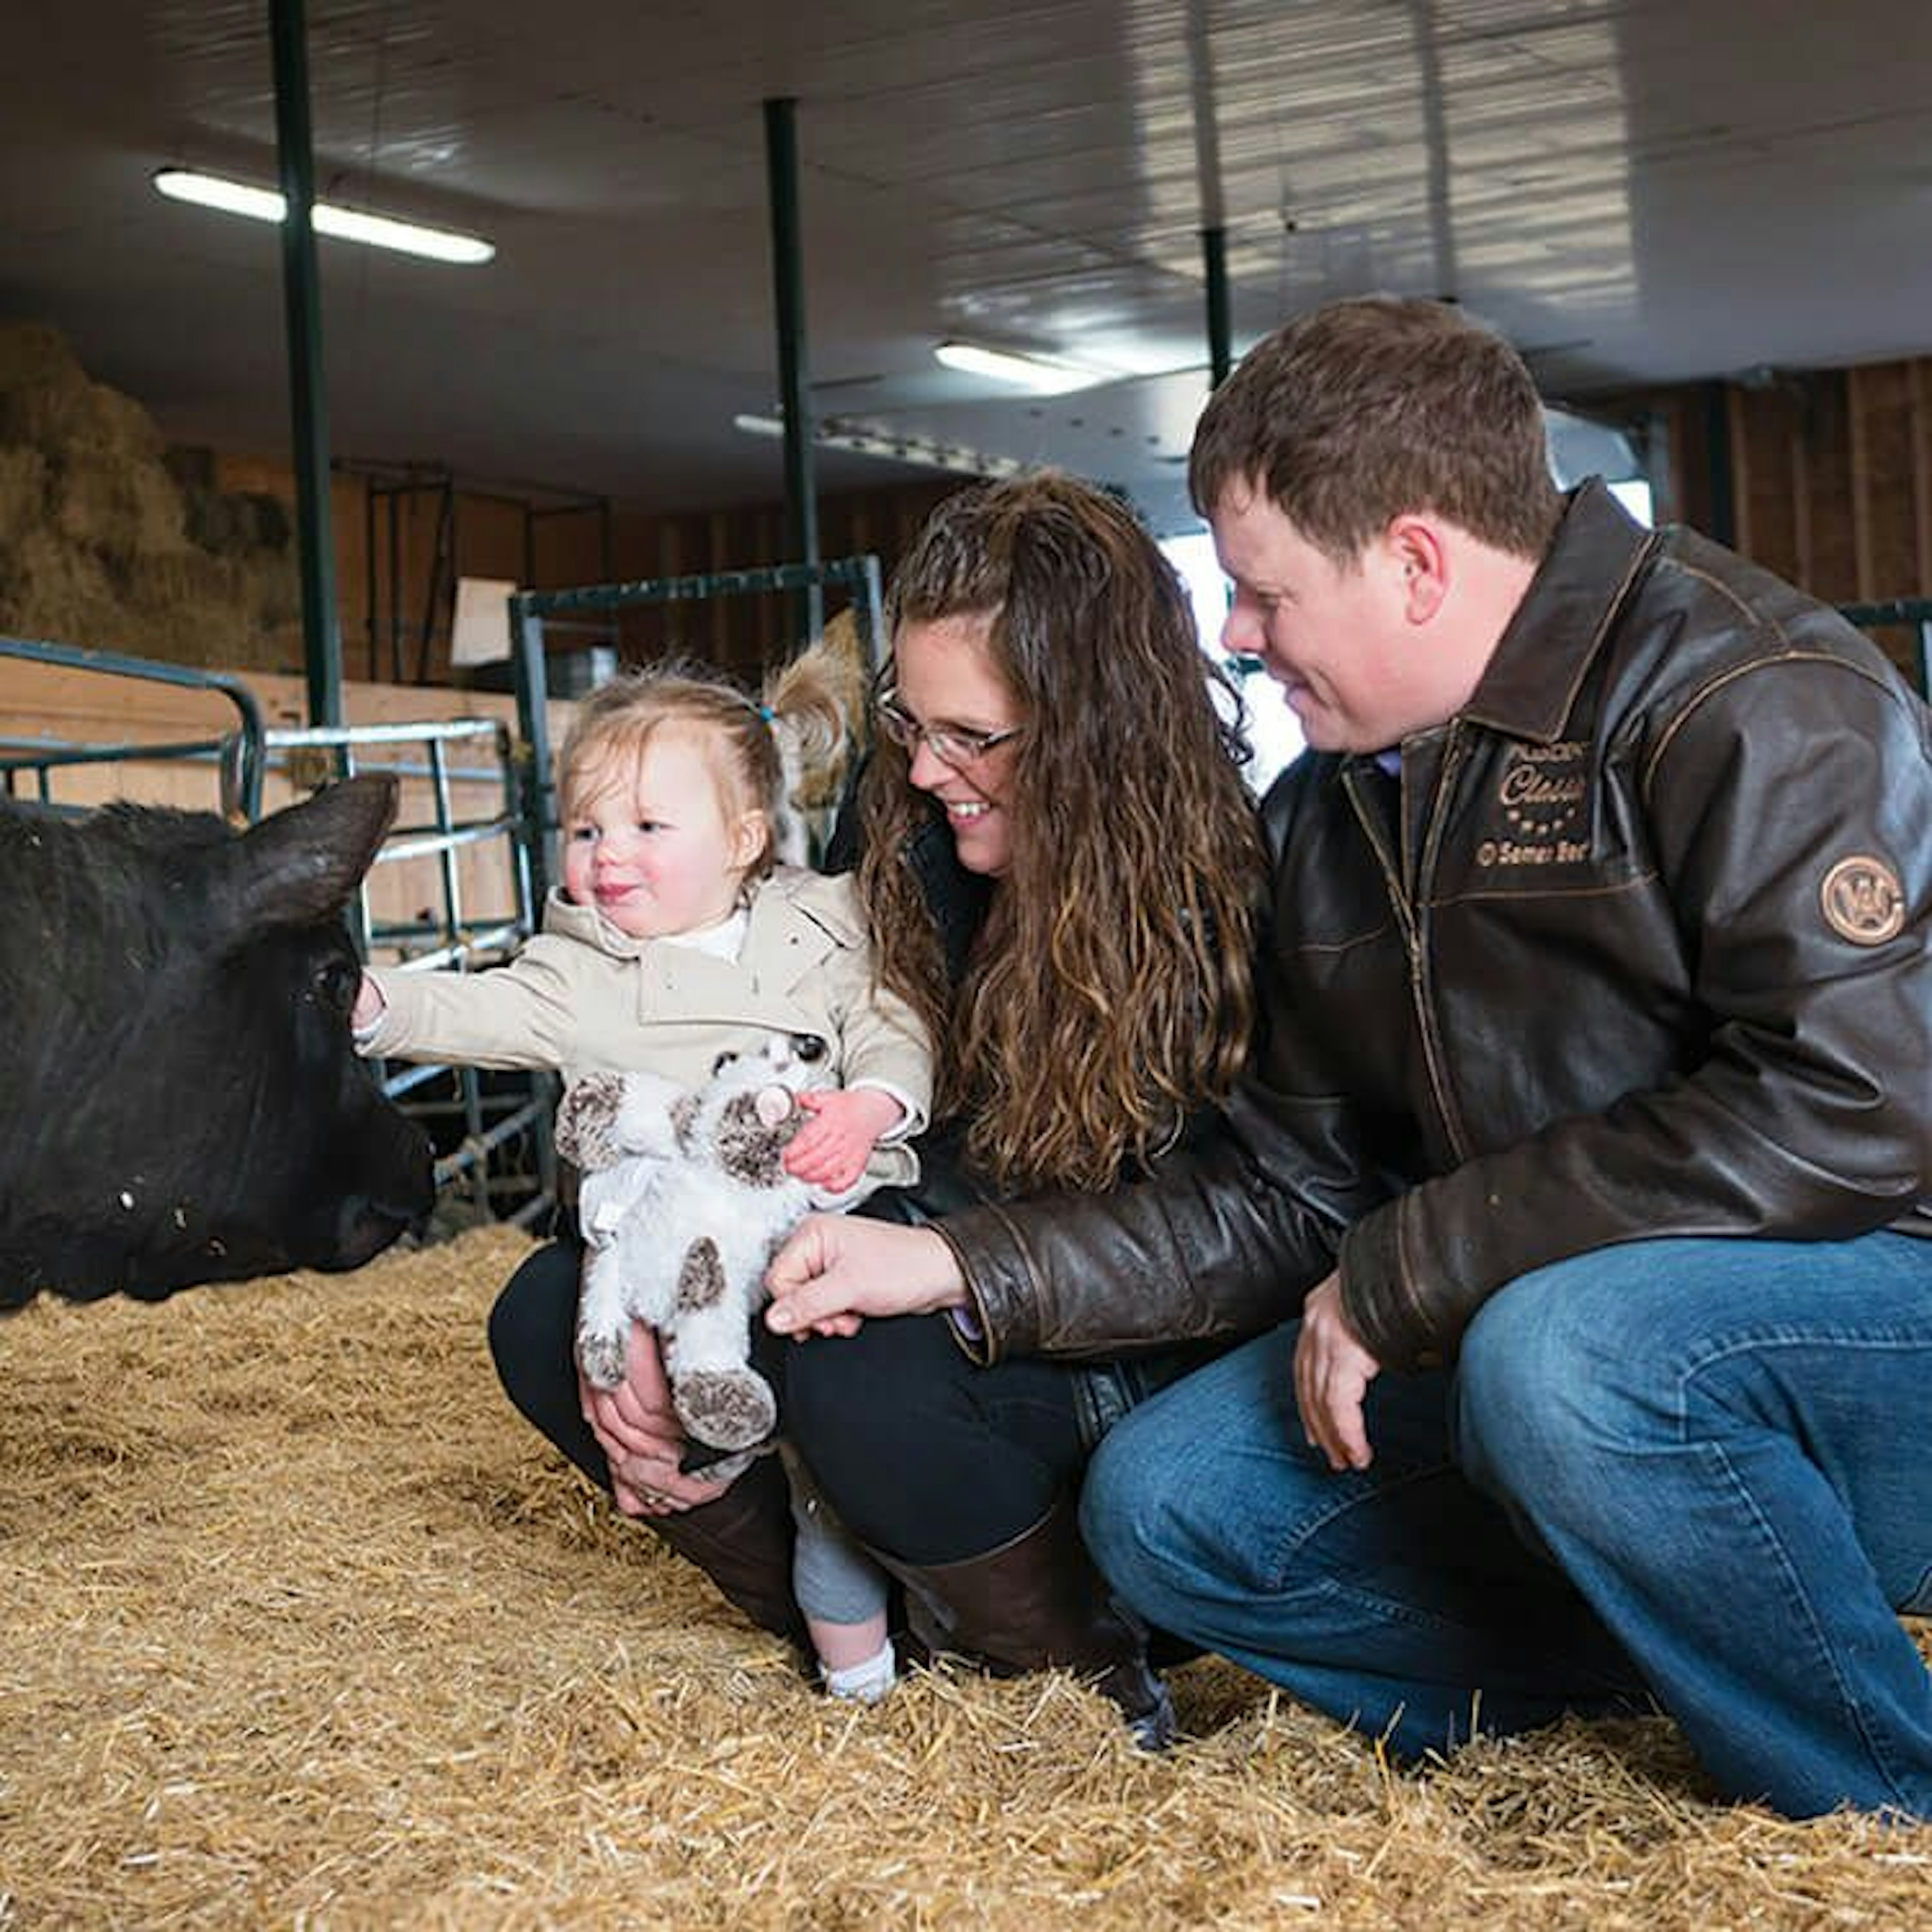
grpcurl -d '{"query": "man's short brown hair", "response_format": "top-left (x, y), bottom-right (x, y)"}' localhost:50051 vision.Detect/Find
top-left (1189, 296), bottom-right (1564, 563)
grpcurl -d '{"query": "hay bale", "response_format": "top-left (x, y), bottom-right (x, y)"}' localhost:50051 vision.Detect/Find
top-left (1, 374), bottom-right (166, 472)
top-left (3, 1225), bottom-right (1929, 1928)
top-left (54, 448), bottom-right (190, 561)
top-left (0, 319), bottom-right (84, 397)
top-left (0, 444), bottom-right (48, 548)
top-left (0, 319), bottom-right (297, 670)
top-left (0, 523), bottom-right (125, 648)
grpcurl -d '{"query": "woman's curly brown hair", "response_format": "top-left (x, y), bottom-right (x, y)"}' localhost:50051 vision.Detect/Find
top-left (858, 471), bottom-right (1267, 1194)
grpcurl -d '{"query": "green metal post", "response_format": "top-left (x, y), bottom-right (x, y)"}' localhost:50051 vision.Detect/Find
top-left (763, 97), bottom-right (823, 642)
top-left (270, 0), bottom-right (344, 729)
top-left (1201, 224), bottom-right (1232, 389)
top-left (1701, 380), bottom-right (1737, 549)
top-left (510, 598), bottom-right (557, 908)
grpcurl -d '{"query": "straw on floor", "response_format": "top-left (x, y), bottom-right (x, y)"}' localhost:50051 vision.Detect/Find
top-left (4, 1225), bottom-right (1929, 1929)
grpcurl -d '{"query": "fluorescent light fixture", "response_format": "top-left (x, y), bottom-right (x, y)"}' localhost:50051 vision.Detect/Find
top-left (934, 339), bottom-right (1107, 395)
top-left (153, 169), bottom-right (494, 265)
top-left (818, 415), bottom-right (1024, 479)
top-left (731, 407), bottom-right (1021, 479)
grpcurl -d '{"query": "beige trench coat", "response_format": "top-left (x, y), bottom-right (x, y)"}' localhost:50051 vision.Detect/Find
top-left (361, 865), bottom-right (930, 1190)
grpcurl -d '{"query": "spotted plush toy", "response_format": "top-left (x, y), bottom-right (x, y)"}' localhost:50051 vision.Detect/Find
top-left (554, 1038), bottom-right (832, 1467)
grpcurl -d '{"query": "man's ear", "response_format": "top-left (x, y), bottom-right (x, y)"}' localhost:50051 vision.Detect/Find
top-left (1385, 516), bottom-right (1449, 624)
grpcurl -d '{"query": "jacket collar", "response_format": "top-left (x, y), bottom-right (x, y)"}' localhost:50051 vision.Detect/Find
top-left (1459, 477), bottom-right (1659, 743)
top-left (540, 868), bottom-right (849, 980)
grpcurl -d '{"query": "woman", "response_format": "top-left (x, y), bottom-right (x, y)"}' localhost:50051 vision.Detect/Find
top-left (488, 471), bottom-right (1266, 1739)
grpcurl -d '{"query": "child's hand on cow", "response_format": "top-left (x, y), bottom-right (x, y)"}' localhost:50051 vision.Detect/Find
top-left (577, 1316), bottom-right (731, 1516)
top-left (350, 972), bottom-right (386, 1032)
top-left (781, 1086), bottom-right (905, 1192)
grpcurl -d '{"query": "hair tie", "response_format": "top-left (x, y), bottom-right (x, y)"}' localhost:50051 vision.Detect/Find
top-left (758, 703), bottom-right (775, 721)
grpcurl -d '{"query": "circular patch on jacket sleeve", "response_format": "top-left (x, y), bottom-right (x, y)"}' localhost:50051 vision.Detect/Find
top-left (1819, 854), bottom-right (1906, 945)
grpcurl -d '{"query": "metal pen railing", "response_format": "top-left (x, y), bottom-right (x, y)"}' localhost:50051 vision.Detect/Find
top-left (1, 633), bottom-right (266, 815)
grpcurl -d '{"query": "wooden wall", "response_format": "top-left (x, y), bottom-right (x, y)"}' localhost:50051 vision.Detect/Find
top-left (1654, 355), bottom-right (1932, 682)
top-left (110, 351), bottom-right (1932, 697)
top-left (207, 456), bottom-right (960, 687)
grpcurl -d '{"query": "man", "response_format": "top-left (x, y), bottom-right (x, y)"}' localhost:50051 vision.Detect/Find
top-left (767, 296), bottom-right (1932, 1818)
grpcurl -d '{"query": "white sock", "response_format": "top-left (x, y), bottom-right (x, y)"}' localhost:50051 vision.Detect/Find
top-left (821, 1637), bottom-right (896, 1705)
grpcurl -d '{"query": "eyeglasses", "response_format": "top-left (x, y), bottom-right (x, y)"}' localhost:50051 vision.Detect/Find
top-left (875, 688), bottom-right (1023, 766)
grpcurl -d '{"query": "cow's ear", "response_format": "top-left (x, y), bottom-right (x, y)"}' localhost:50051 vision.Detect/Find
top-left (230, 774), bottom-right (398, 930)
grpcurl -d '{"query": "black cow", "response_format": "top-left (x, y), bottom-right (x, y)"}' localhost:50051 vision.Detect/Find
top-left (1, 774), bottom-right (434, 1305)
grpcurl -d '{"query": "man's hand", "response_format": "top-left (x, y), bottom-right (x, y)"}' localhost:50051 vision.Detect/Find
top-left (1293, 1272), bottom-right (1383, 1473)
top-left (782, 1087), bottom-right (906, 1192)
top-left (579, 1318), bottom-right (730, 1516)
top-left (765, 1215), bottom-right (966, 1339)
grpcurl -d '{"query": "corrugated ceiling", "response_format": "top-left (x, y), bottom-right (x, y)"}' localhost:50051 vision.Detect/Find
top-left (3, 0), bottom-right (1928, 525)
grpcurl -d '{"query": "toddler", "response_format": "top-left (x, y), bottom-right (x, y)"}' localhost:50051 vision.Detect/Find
top-left (354, 659), bottom-right (928, 1706)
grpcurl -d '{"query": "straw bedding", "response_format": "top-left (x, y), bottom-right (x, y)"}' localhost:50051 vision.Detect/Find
top-left (4, 1227), bottom-right (1929, 1929)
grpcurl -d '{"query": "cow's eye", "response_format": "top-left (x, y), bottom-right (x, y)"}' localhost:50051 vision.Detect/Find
top-left (315, 957), bottom-right (360, 1015)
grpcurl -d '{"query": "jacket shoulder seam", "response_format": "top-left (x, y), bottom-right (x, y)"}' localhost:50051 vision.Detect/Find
top-left (1641, 644), bottom-right (1903, 797)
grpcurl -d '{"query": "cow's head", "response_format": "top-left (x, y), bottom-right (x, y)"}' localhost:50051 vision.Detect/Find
top-left (1, 774), bottom-right (436, 1305)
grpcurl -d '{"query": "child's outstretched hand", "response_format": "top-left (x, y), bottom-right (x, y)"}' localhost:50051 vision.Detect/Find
top-left (782, 1087), bottom-right (905, 1193)
top-left (350, 972), bottom-right (386, 1032)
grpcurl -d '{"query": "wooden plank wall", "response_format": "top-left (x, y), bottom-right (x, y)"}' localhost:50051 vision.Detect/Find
top-left (245, 365), bottom-right (1930, 687)
top-left (47, 366), bottom-right (1932, 694)
top-left (211, 457), bottom-right (959, 686)
top-left (1662, 355), bottom-right (1932, 680)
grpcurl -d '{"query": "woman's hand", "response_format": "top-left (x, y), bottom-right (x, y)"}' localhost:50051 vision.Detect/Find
top-left (579, 1318), bottom-right (730, 1517)
top-left (765, 1215), bottom-right (967, 1338)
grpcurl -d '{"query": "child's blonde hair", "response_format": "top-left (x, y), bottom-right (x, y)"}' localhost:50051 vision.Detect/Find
top-left (558, 652), bottom-right (849, 880)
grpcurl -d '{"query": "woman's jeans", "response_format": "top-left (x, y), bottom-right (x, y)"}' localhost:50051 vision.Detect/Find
top-left (1082, 1232), bottom-right (1932, 1819)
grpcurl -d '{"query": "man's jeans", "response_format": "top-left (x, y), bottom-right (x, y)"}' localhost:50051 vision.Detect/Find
top-left (1082, 1233), bottom-right (1932, 1818)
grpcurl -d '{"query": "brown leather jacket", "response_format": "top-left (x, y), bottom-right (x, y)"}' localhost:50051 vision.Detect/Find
top-left (938, 481), bottom-right (1932, 1372)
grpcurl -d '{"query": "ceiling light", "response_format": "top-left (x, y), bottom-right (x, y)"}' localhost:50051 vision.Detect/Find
top-left (933, 340), bottom-right (1107, 395)
top-left (731, 408), bottom-right (1021, 479)
top-left (818, 415), bottom-right (1024, 479)
top-left (153, 169), bottom-right (495, 265)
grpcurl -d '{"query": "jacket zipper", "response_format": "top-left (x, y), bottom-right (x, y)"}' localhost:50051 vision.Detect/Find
top-left (1343, 739), bottom-right (1474, 1168)
top-left (1411, 728), bottom-right (1475, 1164)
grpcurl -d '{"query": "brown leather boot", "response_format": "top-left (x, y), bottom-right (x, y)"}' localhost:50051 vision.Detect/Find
top-left (644, 1452), bottom-right (811, 1660)
top-left (878, 1493), bottom-right (1177, 1747)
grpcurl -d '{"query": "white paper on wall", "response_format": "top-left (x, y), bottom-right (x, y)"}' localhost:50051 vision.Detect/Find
top-left (451, 576), bottom-right (518, 665)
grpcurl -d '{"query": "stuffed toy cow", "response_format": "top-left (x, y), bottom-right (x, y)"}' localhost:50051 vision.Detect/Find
top-left (553, 1037), bottom-right (831, 1468)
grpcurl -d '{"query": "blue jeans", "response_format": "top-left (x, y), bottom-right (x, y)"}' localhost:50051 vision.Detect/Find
top-left (1082, 1233), bottom-right (1932, 1818)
